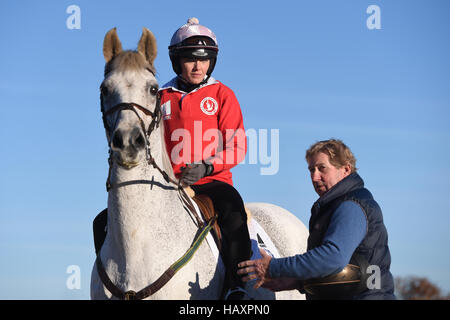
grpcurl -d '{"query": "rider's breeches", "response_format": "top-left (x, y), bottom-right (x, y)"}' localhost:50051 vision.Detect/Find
top-left (191, 180), bottom-right (252, 289)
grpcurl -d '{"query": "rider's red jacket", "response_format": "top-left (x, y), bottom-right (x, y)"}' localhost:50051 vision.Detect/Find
top-left (159, 77), bottom-right (247, 186)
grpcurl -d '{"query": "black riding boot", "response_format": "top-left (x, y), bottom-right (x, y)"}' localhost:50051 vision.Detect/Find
top-left (220, 213), bottom-right (252, 299)
top-left (93, 209), bottom-right (108, 255)
top-left (191, 181), bottom-right (252, 300)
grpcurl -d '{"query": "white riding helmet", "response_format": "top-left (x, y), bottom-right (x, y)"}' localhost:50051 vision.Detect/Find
top-left (168, 18), bottom-right (219, 75)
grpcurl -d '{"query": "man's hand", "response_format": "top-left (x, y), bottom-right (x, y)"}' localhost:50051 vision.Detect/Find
top-left (180, 162), bottom-right (213, 186)
top-left (237, 248), bottom-right (272, 289)
top-left (237, 248), bottom-right (303, 292)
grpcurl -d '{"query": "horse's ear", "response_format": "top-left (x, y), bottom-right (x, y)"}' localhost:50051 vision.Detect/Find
top-left (103, 27), bottom-right (123, 63)
top-left (137, 27), bottom-right (157, 66)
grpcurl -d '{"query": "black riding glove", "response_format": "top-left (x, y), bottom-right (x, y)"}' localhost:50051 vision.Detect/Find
top-left (180, 161), bottom-right (214, 186)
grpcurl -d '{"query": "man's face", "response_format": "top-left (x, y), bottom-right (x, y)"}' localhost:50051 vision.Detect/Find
top-left (307, 152), bottom-right (351, 197)
top-left (180, 58), bottom-right (210, 85)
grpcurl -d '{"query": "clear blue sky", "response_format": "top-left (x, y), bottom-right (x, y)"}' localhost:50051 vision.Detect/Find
top-left (1, 0), bottom-right (449, 299)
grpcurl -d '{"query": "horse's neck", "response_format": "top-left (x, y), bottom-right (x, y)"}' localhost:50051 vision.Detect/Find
top-left (104, 135), bottom-right (193, 277)
top-left (107, 165), bottom-right (172, 255)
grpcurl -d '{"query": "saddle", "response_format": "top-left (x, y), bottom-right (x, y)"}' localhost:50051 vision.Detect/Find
top-left (189, 189), bottom-right (222, 252)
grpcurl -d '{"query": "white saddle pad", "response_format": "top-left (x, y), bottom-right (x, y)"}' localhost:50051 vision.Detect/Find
top-left (188, 199), bottom-right (279, 264)
top-left (248, 218), bottom-right (281, 260)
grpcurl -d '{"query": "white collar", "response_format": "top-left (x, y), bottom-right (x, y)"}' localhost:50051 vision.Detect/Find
top-left (160, 76), bottom-right (219, 93)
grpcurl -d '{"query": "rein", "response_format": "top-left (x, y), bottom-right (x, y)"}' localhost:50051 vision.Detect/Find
top-left (98, 96), bottom-right (209, 300)
top-left (96, 215), bottom-right (216, 300)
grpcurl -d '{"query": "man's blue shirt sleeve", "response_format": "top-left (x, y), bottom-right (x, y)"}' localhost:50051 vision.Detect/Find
top-left (269, 200), bottom-right (368, 279)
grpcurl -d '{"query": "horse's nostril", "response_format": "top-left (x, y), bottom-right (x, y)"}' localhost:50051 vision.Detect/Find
top-left (112, 128), bottom-right (145, 153)
top-left (134, 134), bottom-right (145, 149)
top-left (112, 130), bottom-right (124, 149)
top-left (130, 127), bottom-right (146, 150)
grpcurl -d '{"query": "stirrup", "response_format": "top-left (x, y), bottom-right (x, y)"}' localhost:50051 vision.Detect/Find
top-left (224, 287), bottom-right (249, 300)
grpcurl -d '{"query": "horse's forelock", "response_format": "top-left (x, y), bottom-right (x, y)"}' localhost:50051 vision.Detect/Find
top-left (104, 50), bottom-right (155, 76)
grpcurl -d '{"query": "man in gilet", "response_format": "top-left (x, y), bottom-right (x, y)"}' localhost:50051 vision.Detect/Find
top-left (237, 139), bottom-right (395, 299)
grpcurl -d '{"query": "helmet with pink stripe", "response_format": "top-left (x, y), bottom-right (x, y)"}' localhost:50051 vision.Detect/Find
top-left (169, 18), bottom-right (219, 75)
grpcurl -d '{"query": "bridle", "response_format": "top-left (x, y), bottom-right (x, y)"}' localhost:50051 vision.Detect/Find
top-left (98, 88), bottom-right (213, 300)
top-left (101, 94), bottom-right (179, 191)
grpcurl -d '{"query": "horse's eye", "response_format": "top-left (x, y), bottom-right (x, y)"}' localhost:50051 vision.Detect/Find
top-left (149, 86), bottom-right (158, 96)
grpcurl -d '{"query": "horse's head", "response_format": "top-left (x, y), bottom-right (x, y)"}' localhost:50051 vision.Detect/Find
top-left (100, 27), bottom-right (159, 169)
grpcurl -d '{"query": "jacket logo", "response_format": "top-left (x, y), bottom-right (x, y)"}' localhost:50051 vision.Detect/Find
top-left (161, 101), bottom-right (171, 120)
top-left (200, 97), bottom-right (218, 116)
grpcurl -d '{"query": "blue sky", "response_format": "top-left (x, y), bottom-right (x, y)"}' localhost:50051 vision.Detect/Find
top-left (0, 0), bottom-right (449, 299)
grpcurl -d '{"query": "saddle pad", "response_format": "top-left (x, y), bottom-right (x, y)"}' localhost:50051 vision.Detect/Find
top-left (188, 199), bottom-right (280, 263)
top-left (247, 218), bottom-right (281, 260)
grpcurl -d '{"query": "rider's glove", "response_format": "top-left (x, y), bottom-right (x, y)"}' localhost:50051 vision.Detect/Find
top-left (180, 161), bottom-right (214, 186)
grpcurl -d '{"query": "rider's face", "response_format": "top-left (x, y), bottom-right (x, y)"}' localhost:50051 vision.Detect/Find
top-left (180, 58), bottom-right (210, 85)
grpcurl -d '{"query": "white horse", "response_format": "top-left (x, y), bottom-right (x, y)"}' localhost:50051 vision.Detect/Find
top-left (90, 27), bottom-right (309, 300)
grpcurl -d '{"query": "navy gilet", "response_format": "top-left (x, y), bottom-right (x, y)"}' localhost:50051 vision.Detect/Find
top-left (307, 172), bottom-right (395, 299)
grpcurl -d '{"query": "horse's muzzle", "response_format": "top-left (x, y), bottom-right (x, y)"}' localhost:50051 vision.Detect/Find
top-left (110, 127), bottom-right (146, 168)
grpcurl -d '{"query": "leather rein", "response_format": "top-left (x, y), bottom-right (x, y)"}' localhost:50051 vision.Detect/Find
top-left (98, 94), bottom-right (212, 300)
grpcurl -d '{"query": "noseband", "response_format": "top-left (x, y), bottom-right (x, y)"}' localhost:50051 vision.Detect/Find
top-left (101, 100), bottom-right (161, 140)
top-left (101, 95), bottom-right (178, 191)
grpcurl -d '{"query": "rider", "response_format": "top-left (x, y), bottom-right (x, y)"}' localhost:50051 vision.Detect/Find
top-left (158, 18), bottom-right (251, 300)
